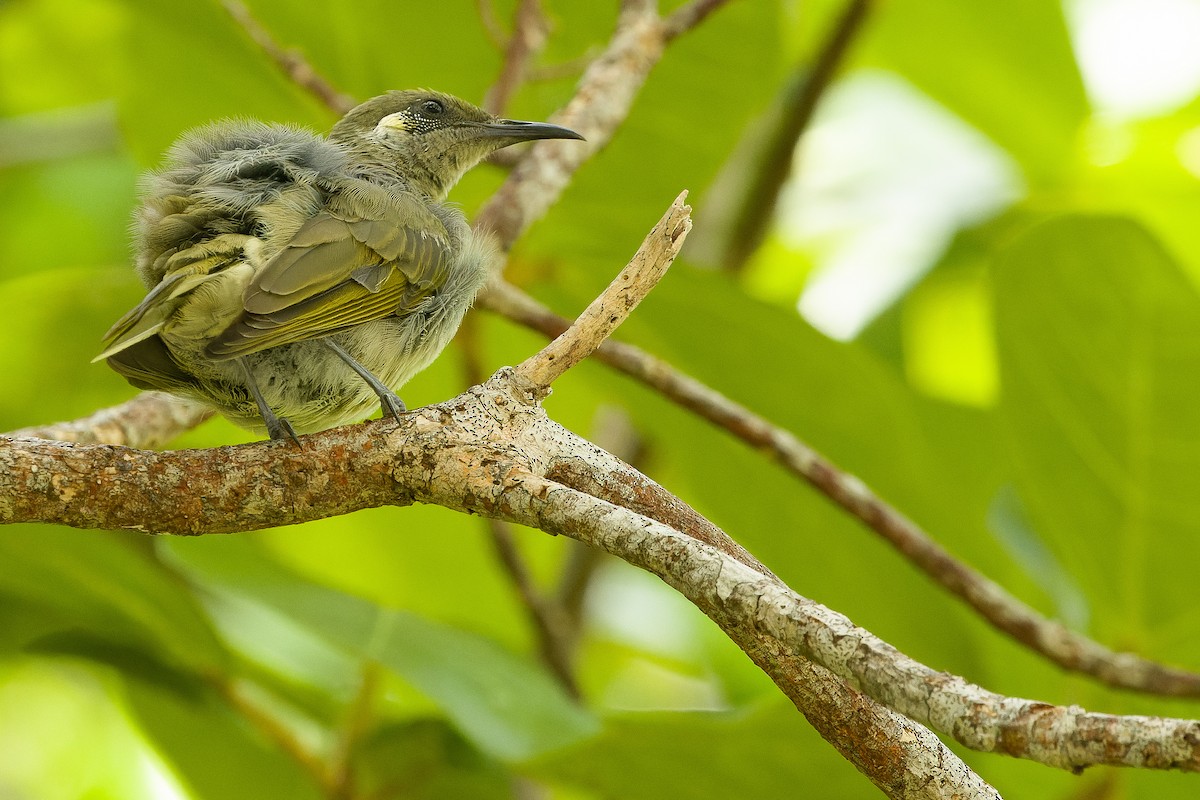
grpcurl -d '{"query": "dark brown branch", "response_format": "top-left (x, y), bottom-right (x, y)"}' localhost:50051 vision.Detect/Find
top-left (222, 0), bottom-right (356, 115)
top-left (701, 0), bottom-right (874, 273)
top-left (482, 0), bottom-right (550, 116)
top-left (485, 519), bottom-right (580, 698)
top-left (660, 0), bottom-right (732, 41)
top-left (479, 279), bottom-right (1200, 698)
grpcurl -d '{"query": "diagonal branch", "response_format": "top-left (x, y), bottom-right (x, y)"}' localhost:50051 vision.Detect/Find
top-left (514, 192), bottom-right (691, 388)
top-left (482, 0), bottom-right (551, 116)
top-left (697, 0), bottom-right (874, 272)
top-left (11, 392), bottom-right (212, 449)
top-left (480, 279), bottom-right (1200, 698)
top-left (222, 0), bottom-right (355, 115)
top-left (496, 473), bottom-right (1200, 776)
top-left (473, 1), bottom-right (668, 250)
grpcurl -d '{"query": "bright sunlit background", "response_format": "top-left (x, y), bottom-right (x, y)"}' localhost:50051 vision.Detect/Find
top-left (787, 0), bottom-right (1200, 341)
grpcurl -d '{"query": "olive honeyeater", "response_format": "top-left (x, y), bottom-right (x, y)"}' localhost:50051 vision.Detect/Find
top-left (96, 90), bottom-right (583, 440)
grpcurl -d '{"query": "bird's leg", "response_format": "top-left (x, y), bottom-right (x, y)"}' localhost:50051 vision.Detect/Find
top-left (236, 358), bottom-right (299, 444)
top-left (322, 338), bottom-right (408, 422)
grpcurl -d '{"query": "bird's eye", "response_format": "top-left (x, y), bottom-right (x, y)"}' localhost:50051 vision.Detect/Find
top-left (421, 100), bottom-right (444, 116)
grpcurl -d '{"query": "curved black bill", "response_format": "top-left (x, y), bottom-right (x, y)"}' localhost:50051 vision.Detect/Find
top-left (479, 119), bottom-right (585, 142)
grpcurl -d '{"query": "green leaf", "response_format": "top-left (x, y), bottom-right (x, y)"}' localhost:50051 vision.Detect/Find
top-left (862, 0), bottom-right (1088, 185)
top-left (354, 719), bottom-right (512, 800)
top-left (528, 702), bottom-right (866, 799)
top-left (160, 535), bottom-right (599, 761)
top-left (124, 678), bottom-right (324, 800)
top-left (0, 526), bottom-right (228, 675)
top-left (116, 0), bottom-right (331, 162)
top-left (994, 215), bottom-right (1200, 645)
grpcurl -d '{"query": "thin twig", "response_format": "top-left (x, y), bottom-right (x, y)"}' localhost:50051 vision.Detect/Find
top-left (222, 0), bottom-right (356, 115)
top-left (486, 519), bottom-right (581, 698)
top-left (483, 0), bottom-right (551, 116)
top-left (661, 0), bottom-right (732, 41)
top-left (328, 662), bottom-right (382, 800)
top-left (10, 392), bottom-right (212, 449)
top-left (701, 0), bottom-right (874, 272)
top-left (480, 279), bottom-right (1200, 697)
top-left (514, 192), bottom-right (691, 388)
top-left (212, 676), bottom-right (334, 793)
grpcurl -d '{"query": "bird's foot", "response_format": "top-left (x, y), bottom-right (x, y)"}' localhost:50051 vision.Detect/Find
top-left (380, 390), bottom-right (408, 423)
top-left (265, 413), bottom-right (301, 445)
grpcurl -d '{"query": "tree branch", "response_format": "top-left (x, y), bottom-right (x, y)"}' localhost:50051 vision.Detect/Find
top-left (482, 0), bottom-right (550, 116)
top-left (8, 364), bottom-right (1197, 778)
top-left (500, 474), bottom-right (1200, 775)
top-left (479, 280), bottom-right (1200, 697)
top-left (10, 392), bottom-right (213, 449)
top-left (514, 191), bottom-right (690, 388)
top-left (222, 0), bottom-right (356, 115)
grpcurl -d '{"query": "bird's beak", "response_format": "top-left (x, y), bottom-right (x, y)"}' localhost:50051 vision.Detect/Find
top-left (476, 119), bottom-right (585, 142)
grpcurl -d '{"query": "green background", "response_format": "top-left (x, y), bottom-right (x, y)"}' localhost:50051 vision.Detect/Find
top-left (2, 0), bottom-right (1199, 797)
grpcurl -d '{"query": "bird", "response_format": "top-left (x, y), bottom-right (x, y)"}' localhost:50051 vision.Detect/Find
top-left (95, 90), bottom-right (584, 441)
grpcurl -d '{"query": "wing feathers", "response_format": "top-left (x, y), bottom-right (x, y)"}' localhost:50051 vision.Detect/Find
top-left (205, 198), bottom-right (450, 359)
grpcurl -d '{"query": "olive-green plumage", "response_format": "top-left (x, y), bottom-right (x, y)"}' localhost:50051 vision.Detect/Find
top-left (97, 90), bottom-right (582, 440)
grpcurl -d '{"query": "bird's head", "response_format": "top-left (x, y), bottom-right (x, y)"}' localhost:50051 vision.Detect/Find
top-left (331, 90), bottom-right (584, 200)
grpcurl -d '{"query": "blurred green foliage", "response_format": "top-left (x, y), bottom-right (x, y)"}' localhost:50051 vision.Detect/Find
top-left (2, 0), bottom-right (1200, 798)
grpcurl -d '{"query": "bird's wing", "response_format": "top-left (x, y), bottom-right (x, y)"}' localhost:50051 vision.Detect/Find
top-left (204, 193), bottom-right (453, 359)
top-left (95, 233), bottom-right (254, 362)
top-left (104, 335), bottom-right (205, 395)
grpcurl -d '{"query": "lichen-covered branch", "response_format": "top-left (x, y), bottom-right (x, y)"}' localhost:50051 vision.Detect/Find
top-left (222, 0), bottom-right (355, 115)
top-left (10, 392), bottom-right (213, 449)
top-left (495, 473), bottom-right (1200, 776)
top-left (473, 0), bottom-right (667, 249)
top-left (479, 278), bottom-right (1200, 698)
top-left (514, 192), bottom-right (691, 388)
